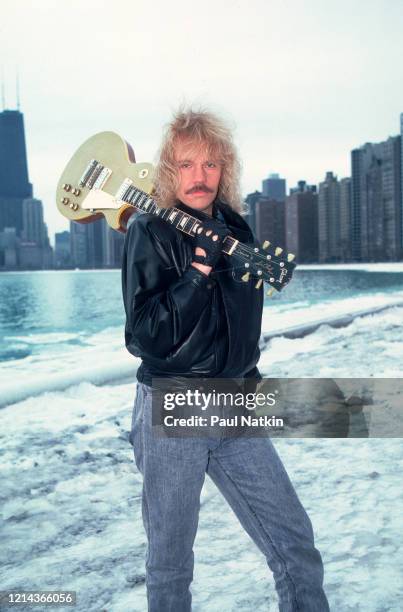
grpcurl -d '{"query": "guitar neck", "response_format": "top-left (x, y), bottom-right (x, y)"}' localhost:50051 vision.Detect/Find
top-left (121, 183), bottom-right (238, 256)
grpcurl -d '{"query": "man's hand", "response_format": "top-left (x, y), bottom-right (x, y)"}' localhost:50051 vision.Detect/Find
top-left (191, 217), bottom-right (230, 272)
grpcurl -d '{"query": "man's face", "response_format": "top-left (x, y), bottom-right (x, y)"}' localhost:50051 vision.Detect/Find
top-left (174, 139), bottom-right (222, 215)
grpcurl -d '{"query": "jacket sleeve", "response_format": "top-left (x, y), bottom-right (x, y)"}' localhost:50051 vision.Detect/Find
top-left (122, 216), bottom-right (214, 359)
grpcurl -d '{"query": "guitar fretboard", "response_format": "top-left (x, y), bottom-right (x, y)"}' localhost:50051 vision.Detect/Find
top-left (122, 184), bottom-right (238, 256)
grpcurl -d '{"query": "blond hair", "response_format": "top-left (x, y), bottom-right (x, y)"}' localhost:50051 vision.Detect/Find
top-left (153, 106), bottom-right (243, 213)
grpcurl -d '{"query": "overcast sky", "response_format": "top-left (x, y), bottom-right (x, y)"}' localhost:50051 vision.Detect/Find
top-left (1, 0), bottom-right (403, 242)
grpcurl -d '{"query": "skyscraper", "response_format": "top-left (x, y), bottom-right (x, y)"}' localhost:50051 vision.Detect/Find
top-left (400, 113), bottom-right (403, 250)
top-left (69, 216), bottom-right (125, 268)
top-left (318, 172), bottom-right (340, 262)
top-left (22, 198), bottom-right (46, 244)
top-left (254, 197), bottom-right (285, 248)
top-left (262, 173), bottom-right (286, 201)
top-left (285, 181), bottom-right (318, 263)
top-left (0, 110), bottom-right (32, 198)
top-left (244, 190), bottom-right (261, 237)
top-left (0, 110), bottom-right (33, 237)
top-left (0, 107), bottom-right (53, 270)
top-left (339, 177), bottom-right (352, 261)
top-left (351, 135), bottom-right (402, 261)
top-left (55, 230), bottom-right (71, 268)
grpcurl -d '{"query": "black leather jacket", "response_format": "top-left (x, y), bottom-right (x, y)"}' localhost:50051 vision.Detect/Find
top-left (121, 199), bottom-right (264, 384)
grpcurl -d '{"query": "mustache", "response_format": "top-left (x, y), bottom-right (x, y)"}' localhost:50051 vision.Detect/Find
top-left (185, 184), bottom-right (214, 194)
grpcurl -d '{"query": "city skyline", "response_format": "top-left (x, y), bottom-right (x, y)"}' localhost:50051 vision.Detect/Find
top-left (1, 104), bottom-right (402, 268)
top-left (1, 0), bottom-right (402, 241)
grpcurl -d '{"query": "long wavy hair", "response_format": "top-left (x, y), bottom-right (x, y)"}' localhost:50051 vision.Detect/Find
top-left (153, 107), bottom-right (244, 213)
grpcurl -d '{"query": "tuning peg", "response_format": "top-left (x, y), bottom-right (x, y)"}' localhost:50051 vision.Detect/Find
top-left (275, 247), bottom-right (283, 256)
top-left (262, 240), bottom-right (270, 249)
top-left (255, 279), bottom-right (263, 289)
top-left (287, 253), bottom-right (295, 262)
top-left (241, 272), bottom-right (250, 282)
top-left (266, 288), bottom-right (276, 298)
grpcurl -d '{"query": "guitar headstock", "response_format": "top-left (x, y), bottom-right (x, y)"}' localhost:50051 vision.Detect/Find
top-left (223, 237), bottom-right (296, 294)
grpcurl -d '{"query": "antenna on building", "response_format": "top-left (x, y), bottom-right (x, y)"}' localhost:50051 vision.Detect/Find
top-left (16, 68), bottom-right (20, 110)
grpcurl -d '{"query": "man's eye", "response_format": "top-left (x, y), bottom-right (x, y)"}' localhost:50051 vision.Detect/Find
top-left (180, 163), bottom-right (191, 168)
top-left (205, 162), bottom-right (216, 168)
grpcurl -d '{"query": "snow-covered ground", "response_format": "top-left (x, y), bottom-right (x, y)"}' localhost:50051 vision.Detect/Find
top-left (297, 263), bottom-right (403, 272)
top-left (1, 295), bottom-right (403, 611)
top-left (0, 380), bottom-right (402, 611)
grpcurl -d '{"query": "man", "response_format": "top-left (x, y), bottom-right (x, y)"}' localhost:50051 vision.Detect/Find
top-left (121, 108), bottom-right (330, 611)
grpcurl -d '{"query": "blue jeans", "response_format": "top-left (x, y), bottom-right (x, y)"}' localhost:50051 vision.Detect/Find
top-left (129, 382), bottom-right (330, 611)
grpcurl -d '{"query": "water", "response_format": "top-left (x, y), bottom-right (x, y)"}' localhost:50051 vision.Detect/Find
top-left (0, 270), bottom-right (125, 362)
top-left (1, 266), bottom-right (403, 363)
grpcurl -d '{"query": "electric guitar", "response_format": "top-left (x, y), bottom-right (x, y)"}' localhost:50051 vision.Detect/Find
top-left (56, 132), bottom-right (296, 293)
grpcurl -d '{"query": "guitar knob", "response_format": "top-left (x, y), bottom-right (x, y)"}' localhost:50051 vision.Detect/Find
top-left (241, 272), bottom-right (250, 282)
top-left (72, 188), bottom-right (81, 196)
top-left (275, 247), bottom-right (283, 256)
top-left (262, 240), bottom-right (270, 249)
top-left (61, 197), bottom-right (69, 205)
top-left (63, 183), bottom-right (71, 191)
top-left (72, 203), bottom-right (79, 211)
top-left (287, 253), bottom-right (295, 262)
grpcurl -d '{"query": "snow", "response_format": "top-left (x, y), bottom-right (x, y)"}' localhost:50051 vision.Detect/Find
top-left (1, 296), bottom-right (403, 610)
top-left (297, 263), bottom-right (403, 273)
top-left (0, 380), bottom-right (402, 610)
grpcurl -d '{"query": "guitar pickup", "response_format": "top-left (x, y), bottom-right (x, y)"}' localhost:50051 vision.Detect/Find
top-left (92, 167), bottom-right (112, 190)
top-left (79, 159), bottom-right (98, 187)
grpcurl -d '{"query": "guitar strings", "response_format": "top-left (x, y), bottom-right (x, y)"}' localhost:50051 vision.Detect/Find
top-left (125, 189), bottom-right (292, 273)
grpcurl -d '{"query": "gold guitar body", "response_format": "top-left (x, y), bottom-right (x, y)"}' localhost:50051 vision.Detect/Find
top-left (56, 131), bottom-right (155, 232)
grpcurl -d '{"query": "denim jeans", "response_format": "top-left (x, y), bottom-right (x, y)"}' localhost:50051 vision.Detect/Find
top-left (129, 382), bottom-right (330, 611)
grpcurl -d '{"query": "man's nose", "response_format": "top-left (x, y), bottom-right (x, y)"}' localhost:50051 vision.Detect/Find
top-left (192, 164), bottom-right (207, 182)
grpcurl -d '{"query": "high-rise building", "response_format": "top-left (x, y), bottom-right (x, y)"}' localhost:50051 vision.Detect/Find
top-left (262, 173), bottom-right (286, 201)
top-left (55, 231), bottom-right (71, 268)
top-left (22, 198), bottom-right (45, 244)
top-left (244, 190), bottom-right (261, 237)
top-left (0, 110), bottom-right (32, 198)
top-left (318, 172), bottom-right (340, 262)
top-left (317, 172), bottom-right (352, 263)
top-left (88, 218), bottom-right (106, 268)
top-left (351, 134), bottom-right (402, 261)
top-left (0, 107), bottom-right (53, 269)
top-left (339, 177), bottom-right (352, 261)
top-left (285, 181), bottom-right (318, 263)
top-left (254, 198), bottom-right (285, 249)
top-left (400, 112), bottom-right (403, 253)
top-left (103, 223), bottom-right (125, 268)
top-left (69, 216), bottom-right (125, 268)
top-left (70, 221), bottom-right (89, 268)
top-left (0, 227), bottom-right (18, 269)
top-left (0, 110), bottom-right (33, 237)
